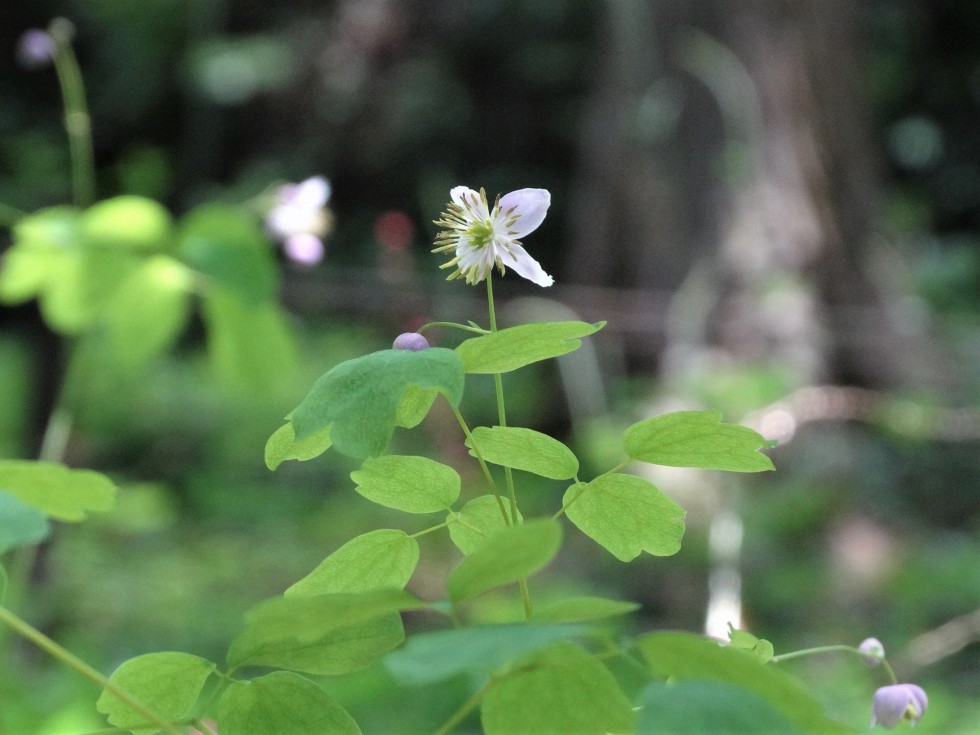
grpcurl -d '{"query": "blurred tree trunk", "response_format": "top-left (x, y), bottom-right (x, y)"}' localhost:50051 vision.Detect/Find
top-left (570, 0), bottom-right (951, 391)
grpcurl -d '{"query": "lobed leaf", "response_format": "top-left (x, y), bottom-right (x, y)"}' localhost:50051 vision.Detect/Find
top-left (480, 641), bottom-right (635, 735)
top-left (264, 422), bottom-right (332, 471)
top-left (727, 624), bottom-right (775, 664)
top-left (0, 491), bottom-right (50, 552)
top-left (351, 455), bottom-right (460, 513)
top-left (563, 473), bottom-right (685, 562)
top-left (446, 495), bottom-right (521, 555)
top-left (218, 671), bottom-right (360, 735)
top-left (466, 426), bottom-right (579, 479)
top-left (448, 519), bottom-right (562, 603)
top-left (95, 652), bottom-right (215, 735)
top-left (624, 410), bottom-right (775, 472)
top-left (455, 321), bottom-right (605, 374)
top-left (0, 461), bottom-right (117, 521)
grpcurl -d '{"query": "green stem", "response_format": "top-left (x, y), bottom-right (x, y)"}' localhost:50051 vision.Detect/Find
top-left (50, 20), bottom-right (96, 207)
top-left (410, 521), bottom-right (450, 538)
top-left (432, 681), bottom-right (491, 735)
top-left (771, 644), bottom-right (898, 684)
top-left (450, 404), bottom-right (510, 524)
top-left (0, 605), bottom-right (184, 735)
top-left (418, 321), bottom-right (489, 336)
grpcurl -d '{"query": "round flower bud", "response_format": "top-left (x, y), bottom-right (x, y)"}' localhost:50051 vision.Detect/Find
top-left (858, 637), bottom-right (885, 667)
top-left (392, 332), bottom-right (429, 351)
top-left (871, 683), bottom-right (927, 729)
top-left (16, 29), bottom-right (56, 69)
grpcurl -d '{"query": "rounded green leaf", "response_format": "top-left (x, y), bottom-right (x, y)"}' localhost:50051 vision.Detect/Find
top-left (265, 422), bottom-right (332, 470)
top-left (395, 384), bottom-right (438, 429)
top-left (96, 652), bottom-right (215, 735)
top-left (351, 455), bottom-right (460, 513)
top-left (219, 671), bottom-right (360, 735)
top-left (285, 529), bottom-right (419, 596)
top-left (624, 410), bottom-right (775, 472)
top-left (637, 681), bottom-right (803, 734)
top-left (0, 490), bottom-right (50, 552)
top-left (80, 196), bottom-right (173, 251)
top-left (481, 642), bottom-right (635, 735)
top-left (466, 426), bottom-right (579, 479)
top-left (446, 495), bottom-right (522, 555)
top-left (0, 461), bottom-right (116, 521)
top-left (448, 519), bottom-right (562, 603)
top-left (0, 206), bottom-right (80, 304)
top-left (563, 474), bottom-right (685, 562)
top-left (455, 321), bottom-right (605, 374)
top-left (531, 596), bottom-right (640, 623)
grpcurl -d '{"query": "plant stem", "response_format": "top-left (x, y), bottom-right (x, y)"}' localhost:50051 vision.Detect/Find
top-left (418, 321), bottom-right (489, 336)
top-left (50, 20), bottom-right (96, 207)
top-left (450, 405), bottom-right (510, 524)
top-left (0, 605), bottom-right (184, 735)
top-left (771, 643), bottom-right (898, 684)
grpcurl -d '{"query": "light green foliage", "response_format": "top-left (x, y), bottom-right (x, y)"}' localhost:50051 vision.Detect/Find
top-left (80, 196), bottom-right (173, 251)
top-left (446, 494), bottom-right (522, 555)
top-left (448, 519), bottom-right (562, 603)
top-left (0, 563), bottom-right (7, 603)
top-left (285, 529), bottom-right (419, 596)
top-left (218, 672), bottom-right (361, 735)
top-left (563, 473), bottom-right (685, 561)
top-left (531, 596), bottom-right (640, 623)
top-left (0, 461), bottom-right (116, 521)
top-left (264, 422), bottom-right (332, 470)
top-left (226, 589), bottom-right (426, 675)
top-left (0, 490), bottom-right (50, 551)
top-left (95, 652), bottom-right (215, 735)
top-left (286, 348), bottom-right (465, 458)
top-left (395, 384), bottom-right (439, 428)
top-left (351, 455), bottom-right (460, 513)
top-left (637, 681), bottom-right (803, 734)
top-left (624, 410), bottom-right (775, 472)
top-left (480, 641), bottom-right (635, 735)
top-left (384, 622), bottom-right (588, 685)
top-left (727, 623), bottom-right (775, 663)
top-left (636, 633), bottom-right (853, 734)
top-left (466, 426), bottom-right (579, 479)
top-left (455, 321), bottom-right (605, 374)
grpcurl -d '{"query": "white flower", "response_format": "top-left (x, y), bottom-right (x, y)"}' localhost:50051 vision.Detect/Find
top-left (433, 186), bottom-right (553, 287)
top-left (871, 684), bottom-right (928, 728)
top-left (266, 176), bottom-right (332, 264)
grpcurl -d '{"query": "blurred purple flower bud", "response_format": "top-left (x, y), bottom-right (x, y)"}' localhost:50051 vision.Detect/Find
top-left (871, 684), bottom-right (927, 729)
top-left (283, 233), bottom-right (324, 265)
top-left (16, 29), bottom-right (56, 69)
top-left (859, 637), bottom-right (885, 667)
top-left (392, 332), bottom-right (429, 351)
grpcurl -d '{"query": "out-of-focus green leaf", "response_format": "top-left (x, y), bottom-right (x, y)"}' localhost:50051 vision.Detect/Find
top-left (637, 681), bottom-right (804, 734)
top-left (466, 426), bottom-right (579, 479)
top-left (80, 196), bottom-right (173, 251)
top-left (624, 411), bottom-right (775, 472)
top-left (351, 455), bottom-right (460, 513)
top-left (448, 519), bottom-right (562, 603)
top-left (446, 495), bottom-right (521, 555)
top-left (289, 349), bottom-right (464, 458)
top-left (177, 204), bottom-right (277, 302)
top-left (95, 652), bottom-right (215, 735)
top-left (563, 474), bottom-right (685, 561)
top-left (0, 461), bottom-right (116, 521)
top-left (531, 596), bottom-right (640, 623)
top-left (481, 642), bottom-right (635, 735)
top-left (0, 491), bottom-right (50, 552)
top-left (385, 623), bottom-right (588, 686)
top-left (0, 563), bottom-right (7, 604)
top-left (455, 321), bottom-right (605, 374)
top-left (219, 672), bottom-right (361, 735)
top-left (0, 207), bottom-right (80, 305)
top-left (285, 529), bottom-right (419, 597)
top-left (395, 384), bottom-right (438, 429)
top-left (727, 624), bottom-right (774, 664)
top-left (635, 633), bottom-right (852, 734)
top-left (264, 422), bottom-right (332, 470)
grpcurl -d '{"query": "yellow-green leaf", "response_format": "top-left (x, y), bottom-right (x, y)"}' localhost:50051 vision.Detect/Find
top-left (466, 426), bottom-right (578, 479)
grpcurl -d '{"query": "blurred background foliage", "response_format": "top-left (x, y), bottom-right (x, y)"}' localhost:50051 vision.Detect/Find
top-left (0, 1), bottom-right (978, 733)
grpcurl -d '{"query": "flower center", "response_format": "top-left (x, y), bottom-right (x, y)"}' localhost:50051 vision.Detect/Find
top-left (465, 218), bottom-right (496, 250)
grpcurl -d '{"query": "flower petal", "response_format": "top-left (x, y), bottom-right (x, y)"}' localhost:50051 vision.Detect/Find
top-left (284, 233), bottom-right (324, 265)
top-left (294, 176), bottom-right (331, 208)
top-left (499, 188), bottom-right (550, 237)
top-left (450, 186), bottom-right (480, 208)
top-left (502, 242), bottom-right (553, 287)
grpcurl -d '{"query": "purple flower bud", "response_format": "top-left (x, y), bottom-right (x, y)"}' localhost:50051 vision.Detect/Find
top-left (871, 684), bottom-right (927, 729)
top-left (392, 332), bottom-right (429, 351)
top-left (16, 29), bottom-right (56, 69)
top-left (283, 233), bottom-right (324, 265)
top-left (859, 637), bottom-right (885, 667)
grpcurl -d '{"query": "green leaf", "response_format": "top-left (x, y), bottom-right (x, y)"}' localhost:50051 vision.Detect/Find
top-left (727, 623), bottom-right (774, 664)
top-left (289, 348), bottom-right (465, 458)
top-left (637, 681), bottom-right (804, 734)
top-left (481, 642), bottom-right (635, 735)
top-left (0, 461), bottom-right (117, 521)
top-left (455, 321), bottom-right (605, 374)
top-left (96, 652), bottom-right (215, 735)
top-left (80, 196), bottom-right (173, 251)
top-left (446, 495), bottom-right (522, 555)
top-left (395, 384), bottom-right (438, 429)
top-left (624, 411), bottom-right (775, 472)
top-left (227, 589), bottom-right (425, 674)
top-left (219, 672), bottom-right (360, 735)
top-left (563, 474), bottom-right (685, 562)
top-left (177, 204), bottom-right (277, 302)
top-left (635, 633), bottom-right (852, 734)
top-left (466, 426), bottom-right (579, 479)
top-left (0, 491), bottom-right (50, 552)
top-left (285, 529), bottom-right (419, 597)
top-left (448, 519), bottom-right (562, 603)
top-left (385, 623), bottom-right (588, 685)
top-left (0, 207), bottom-right (80, 305)
top-left (531, 596), bottom-right (640, 623)
top-left (351, 455), bottom-right (460, 513)
top-left (264, 422), bottom-right (332, 470)
top-left (0, 563), bottom-right (7, 604)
